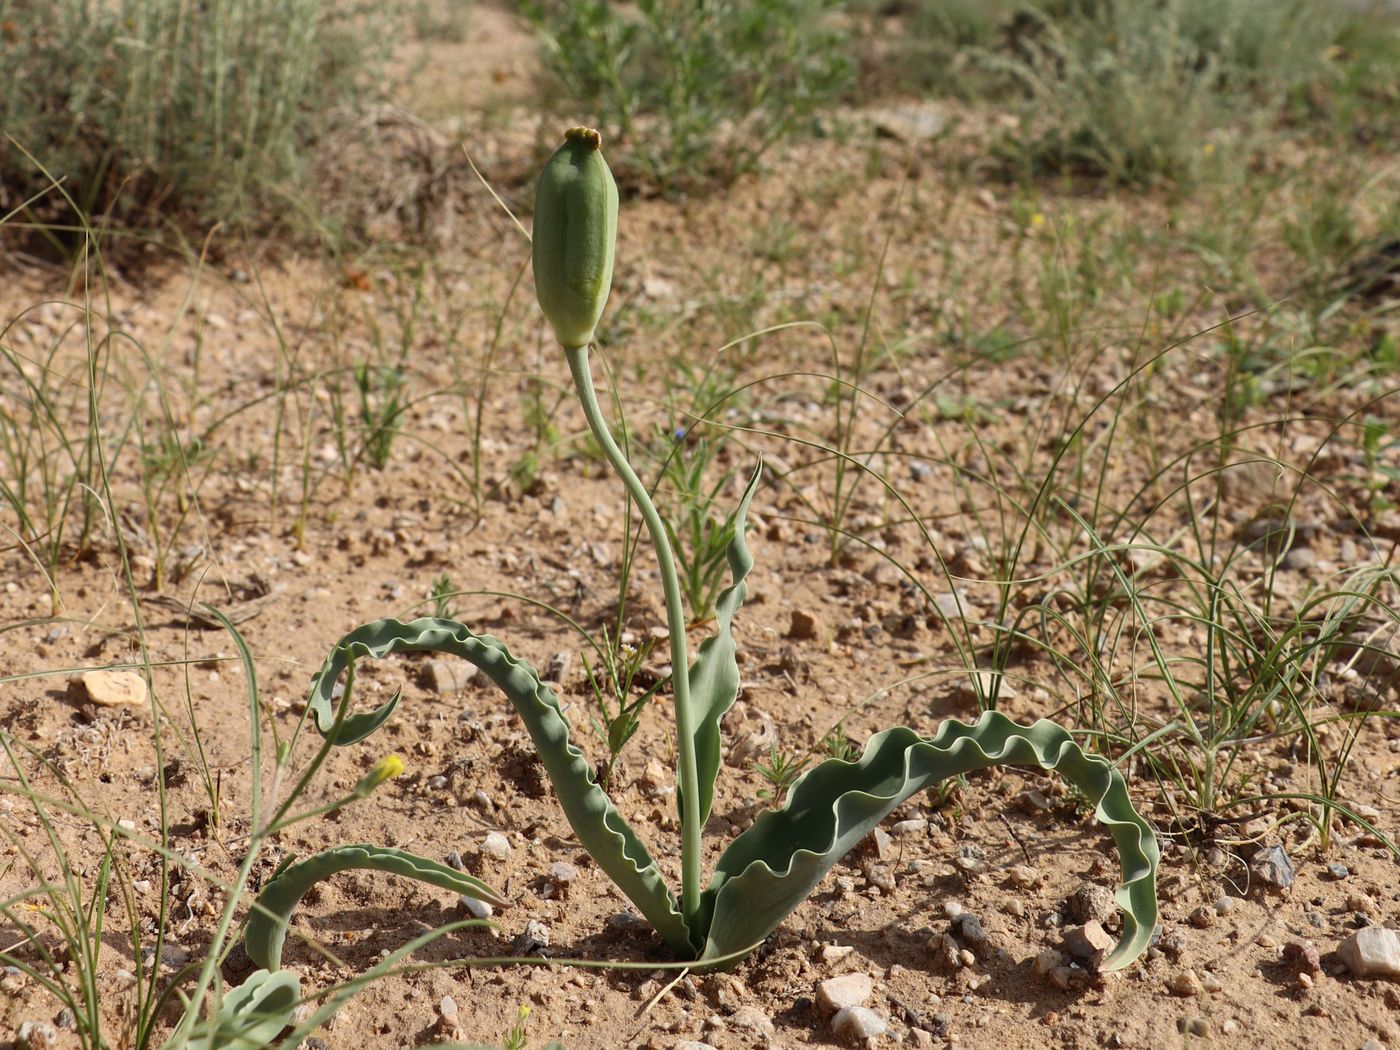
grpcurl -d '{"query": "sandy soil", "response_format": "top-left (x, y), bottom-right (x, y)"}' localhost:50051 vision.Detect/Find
top-left (2, 7), bottom-right (1399, 1050)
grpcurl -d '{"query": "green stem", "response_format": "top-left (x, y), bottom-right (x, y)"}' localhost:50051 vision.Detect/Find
top-left (565, 345), bottom-right (701, 936)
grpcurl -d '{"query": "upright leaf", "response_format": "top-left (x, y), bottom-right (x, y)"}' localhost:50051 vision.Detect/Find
top-left (681, 462), bottom-right (762, 829)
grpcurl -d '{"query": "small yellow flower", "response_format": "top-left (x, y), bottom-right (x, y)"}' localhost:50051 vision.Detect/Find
top-left (353, 754), bottom-right (404, 798)
top-left (1202, 142), bottom-right (1216, 157)
top-left (1030, 212), bottom-right (1046, 229)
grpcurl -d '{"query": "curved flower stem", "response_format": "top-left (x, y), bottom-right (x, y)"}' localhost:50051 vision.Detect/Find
top-left (565, 345), bottom-right (701, 936)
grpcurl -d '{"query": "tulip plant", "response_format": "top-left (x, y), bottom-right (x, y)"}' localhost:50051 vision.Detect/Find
top-left (233, 128), bottom-right (1159, 1012)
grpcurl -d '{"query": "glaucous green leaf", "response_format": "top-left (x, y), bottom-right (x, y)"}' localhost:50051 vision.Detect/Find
top-left (203, 968), bottom-right (300, 1050)
top-left (698, 711), bottom-right (1158, 971)
top-left (293, 617), bottom-right (691, 955)
top-left (681, 462), bottom-right (762, 830)
top-left (244, 844), bottom-right (503, 971)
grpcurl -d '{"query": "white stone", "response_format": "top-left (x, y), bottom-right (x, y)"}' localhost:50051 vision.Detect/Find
top-left (817, 972), bottom-right (873, 1014)
top-left (728, 1006), bottom-right (774, 1038)
top-left (17, 1021), bottom-right (58, 1050)
top-left (481, 832), bottom-right (512, 860)
top-left (459, 895), bottom-right (493, 919)
top-left (832, 1006), bottom-right (888, 1041)
top-left (79, 669), bottom-right (147, 707)
top-left (548, 861), bottom-right (578, 885)
top-left (1339, 927), bottom-right (1400, 978)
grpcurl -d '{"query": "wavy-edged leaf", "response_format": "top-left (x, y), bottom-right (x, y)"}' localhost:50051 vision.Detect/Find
top-left (682, 461), bottom-right (762, 830)
top-left (245, 844), bottom-right (503, 971)
top-left (293, 618), bottom-right (691, 955)
top-left (204, 968), bottom-right (300, 1049)
top-left (698, 711), bottom-right (1158, 971)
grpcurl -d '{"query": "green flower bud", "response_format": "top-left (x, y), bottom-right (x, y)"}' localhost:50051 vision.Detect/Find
top-left (532, 126), bottom-right (619, 350)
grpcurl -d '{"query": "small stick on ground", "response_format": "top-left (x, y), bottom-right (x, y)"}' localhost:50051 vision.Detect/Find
top-left (1000, 812), bottom-right (1033, 866)
top-left (639, 966), bottom-right (691, 1018)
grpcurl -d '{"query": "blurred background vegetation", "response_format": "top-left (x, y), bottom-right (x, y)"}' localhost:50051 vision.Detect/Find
top-left (0, 0), bottom-right (1396, 237)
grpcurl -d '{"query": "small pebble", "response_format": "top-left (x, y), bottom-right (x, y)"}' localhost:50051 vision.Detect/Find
top-left (549, 861), bottom-right (578, 886)
top-left (788, 609), bottom-right (820, 640)
top-left (1338, 927), bottom-right (1400, 978)
top-left (832, 1006), bottom-right (888, 1041)
top-left (17, 1021), bottom-right (58, 1050)
top-left (864, 862), bottom-right (896, 893)
top-left (1159, 926), bottom-right (1188, 959)
top-left (424, 659), bottom-right (477, 694)
top-left (512, 919), bottom-right (550, 955)
top-left (954, 845), bottom-right (988, 875)
top-left (729, 1006), bottom-right (775, 1038)
top-left (817, 973), bottom-right (873, 1014)
top-left (1066, 883), bottom-right (1116, 925)
top-left (1062, 920), bottom-right (1114, 960)
top-left (1325, 863), bottom-right (1349, 880)
top-left (1250, 845), bottom-right (1294, 892)
top-left (481, 831), bottom-right (512, 860)
top-left (1169, 970), bottom-right (1203, 997)
top-left (1345, 892), bottom-right (1376, 916)
top-left (952, 913), bottom-right (988, 950)
top-left (1188, 906), bottom-right (1216, 929)
top-left (78, 669), bottom-right (148, 708)
top-left (459, 895), bottom-right (493, 919)
top-left (1035, 949), bottom-right (1064, 976)
top-left (1008, 864), bottom-right (1041, 889)
top-left (1282, 547), bottom-right (1317, 571)
top-left (1283, 941), bottom-right (1323, 974)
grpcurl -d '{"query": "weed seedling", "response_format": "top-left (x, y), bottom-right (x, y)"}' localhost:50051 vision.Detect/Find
top-left (755, 746), bottom-right (810, 808)
top-left (581, 625), bottom-right (664, 790)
